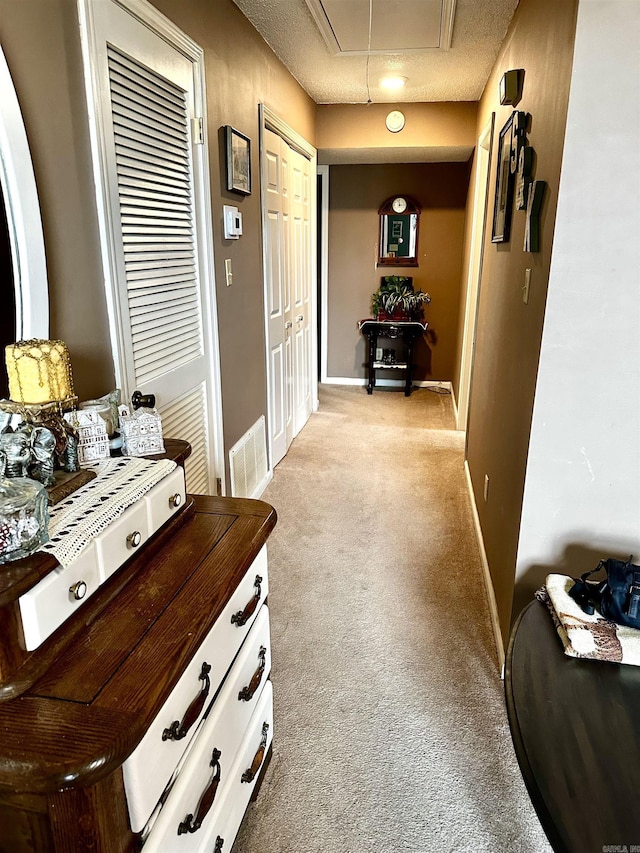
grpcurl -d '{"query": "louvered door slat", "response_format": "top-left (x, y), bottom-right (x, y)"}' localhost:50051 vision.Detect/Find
top-left (115, 156), bottom-right (190, 186)
top-left (108, 44), bottom-right (203, 389)
top-left (160, 385), bottom-right (210, 494)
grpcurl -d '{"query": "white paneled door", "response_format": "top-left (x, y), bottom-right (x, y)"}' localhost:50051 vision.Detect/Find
top-left (262, 128), bottom-right (313, 468)
top-left (79, 0), bottom-right (222, 495)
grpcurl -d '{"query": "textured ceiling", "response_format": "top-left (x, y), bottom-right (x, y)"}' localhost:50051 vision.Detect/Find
top-left (231, 0), bottom-right (519, 104)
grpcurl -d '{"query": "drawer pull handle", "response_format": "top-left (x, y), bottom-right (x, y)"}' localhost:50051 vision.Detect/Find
top-left (127, 530), bottom-right (142, 549)
top-left (163, 661), bottom-right (211, 741)
top-left (169, 492), bottom-right (182, 508)
top-left (69, 580), bottom-right (87, 601)
top-left (238, 646), bottom-right (267, 702)
top-left (241, 722), bottom-right (269, 784)
top-left (177, 747), bottom-right (221, 835)
top-left (231, 575), bottom-right (262, 627)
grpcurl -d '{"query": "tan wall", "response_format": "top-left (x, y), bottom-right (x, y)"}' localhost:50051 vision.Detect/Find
top-left (327, 163), bottom-right (470, 382)
top-left (317, 102), bottom-right (477, 161)
top-left (0, 0), bottom-right (315, 486)
top-left (148, 0), bottom-right (316, 465)
top-left (460, 0), bottom-right (578, 643)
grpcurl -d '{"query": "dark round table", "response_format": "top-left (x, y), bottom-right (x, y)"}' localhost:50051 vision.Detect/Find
top-left (505, 599), bottom-right (640, 853)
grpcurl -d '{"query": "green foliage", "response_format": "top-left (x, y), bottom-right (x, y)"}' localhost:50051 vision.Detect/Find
top-left (371, 276), bottom-right (431, 321)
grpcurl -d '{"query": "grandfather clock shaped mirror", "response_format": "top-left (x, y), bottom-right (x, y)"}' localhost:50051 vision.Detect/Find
top-left (378, 195), bottom-right (420, 267)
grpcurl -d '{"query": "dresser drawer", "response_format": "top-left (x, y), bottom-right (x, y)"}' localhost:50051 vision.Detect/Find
top-left (145, 466), bottom-right (186, 531)
top-left (142, 679), bottom-right (274, 853)
top-left (209, 682), bottom-right (275, 853)
top-left (124, 546), bottom-right (269, 833)
top-left (18, 543), bottom-right (100, 651)
top-left (95, 499), bottom-right (149, 581)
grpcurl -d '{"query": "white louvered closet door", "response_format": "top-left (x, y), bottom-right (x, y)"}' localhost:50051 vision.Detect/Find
top-left (82, 0), bottom-right (220, 495)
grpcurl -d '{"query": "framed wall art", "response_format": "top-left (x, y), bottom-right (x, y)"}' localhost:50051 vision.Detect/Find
top-left (491, 113), bottom-right (516, 243)
top-left (225, 125), bottom-right (251, 195)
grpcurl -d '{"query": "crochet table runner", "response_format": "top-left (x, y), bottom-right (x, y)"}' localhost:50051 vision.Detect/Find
top-left (39, 456), bottom-right (177, 567)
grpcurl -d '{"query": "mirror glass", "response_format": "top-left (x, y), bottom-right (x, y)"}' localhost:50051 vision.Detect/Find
top-left (377, 196), bottom-right (420, 267)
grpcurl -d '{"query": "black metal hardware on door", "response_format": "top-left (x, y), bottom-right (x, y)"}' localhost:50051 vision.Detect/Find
top-left (231, 575), bottom-right (262, 627)
top-left (177, 747), bottom-right (221, 835)
top-left (214, 837), bottom-right (224, 851)
top-left (131, 390), bottom-right (156, 410)
top-left (241, 722), bottom-right (269, 783)
top-left (162, 662), bottom-right (211, 741)
top-left (238, 646), bottom-right (267, 702)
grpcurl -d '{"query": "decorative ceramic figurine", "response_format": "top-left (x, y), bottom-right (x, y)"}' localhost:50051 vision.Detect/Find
top-left (119, 404), bottom-right (165, 457)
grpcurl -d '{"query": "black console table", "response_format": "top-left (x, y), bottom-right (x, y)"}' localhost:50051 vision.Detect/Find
top-left (505, 599), bottom-right (640, 852)
top-left (358, 320), bottom-right (428, 396)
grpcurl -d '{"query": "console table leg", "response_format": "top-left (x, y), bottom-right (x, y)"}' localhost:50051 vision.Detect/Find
top-left (367, 332), bottom-right (376, 394)
top-left (405, 337), bottom-right (415, 396)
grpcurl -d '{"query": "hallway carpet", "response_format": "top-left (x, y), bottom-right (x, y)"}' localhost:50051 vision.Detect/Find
top-left (232, 385), bottom-right (550, 853)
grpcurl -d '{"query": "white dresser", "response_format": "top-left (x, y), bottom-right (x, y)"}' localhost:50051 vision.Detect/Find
top-left (0, 456), bottom-right (276, 853)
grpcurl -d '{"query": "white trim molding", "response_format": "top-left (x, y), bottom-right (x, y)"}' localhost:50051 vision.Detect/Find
top-left (464, 459), bottom-right (505, 670)
top-left (0, 45), bottom-right (49, 340)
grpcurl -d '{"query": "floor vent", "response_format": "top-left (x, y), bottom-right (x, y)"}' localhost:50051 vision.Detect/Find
top-left (229, 416), bottom-right (269, 498)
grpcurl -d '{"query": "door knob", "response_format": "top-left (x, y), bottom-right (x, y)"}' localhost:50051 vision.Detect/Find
top-left (284, 321), bottom-right (293, 329)
top-left (296, 314), bottom-right (304, 322)
top-left (131, 390), bottom-right (156, 410)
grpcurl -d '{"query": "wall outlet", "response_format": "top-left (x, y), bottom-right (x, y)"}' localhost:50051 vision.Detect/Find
top-left (523, 268), bottom-right (531, 304)
top-left (483, 474), bottom-right (490, 502)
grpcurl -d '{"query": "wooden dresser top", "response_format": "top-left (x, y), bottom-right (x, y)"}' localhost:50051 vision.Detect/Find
top-left (0, 493), bottom-right (276, 796)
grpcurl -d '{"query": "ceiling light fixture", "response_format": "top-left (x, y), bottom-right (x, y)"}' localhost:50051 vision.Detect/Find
top-left (380, 76), bottom-right (408, 91)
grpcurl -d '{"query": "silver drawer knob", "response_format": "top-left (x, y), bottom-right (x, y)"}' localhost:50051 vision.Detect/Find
top-left (169, 492), bottom-right (182, 508)
top-left (69, 580), bottom-right (87, 601)
top-left (127, 530), bottom-right (142, 548)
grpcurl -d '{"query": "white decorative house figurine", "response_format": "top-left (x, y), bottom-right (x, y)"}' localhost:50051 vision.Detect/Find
top-left (65, 410), bottom-right (110, 465)
top-left (119, 405), bottom-right (165, 457)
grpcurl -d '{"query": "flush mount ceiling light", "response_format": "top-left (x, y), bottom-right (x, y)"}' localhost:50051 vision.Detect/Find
top-left (380, 75), bottom-right (407, 91)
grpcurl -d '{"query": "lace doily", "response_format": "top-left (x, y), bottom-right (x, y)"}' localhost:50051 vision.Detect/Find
top-left (39, 456), bottom-right (177, 567)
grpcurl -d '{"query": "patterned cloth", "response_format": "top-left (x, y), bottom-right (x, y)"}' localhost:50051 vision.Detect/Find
top-left (39, 456), bottom-right (176, 567)
top-left (537, 573), bottom-right (640, 665)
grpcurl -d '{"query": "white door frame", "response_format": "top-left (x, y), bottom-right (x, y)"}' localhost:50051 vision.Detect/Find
top-left (318, 165), bottom-right (329, 384)
top-left (78, 0), bottom-right (225, 490)
top-left (259, 105), bottom-right (318, 471)
top-left (456, 115), bottom-right (494, 432)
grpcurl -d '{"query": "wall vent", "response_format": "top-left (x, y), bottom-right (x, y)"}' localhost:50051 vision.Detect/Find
top-left (229, 416), bottom-right (269, 499)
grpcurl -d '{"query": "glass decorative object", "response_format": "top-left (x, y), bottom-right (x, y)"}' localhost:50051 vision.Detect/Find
top-left (0, 474), bottom-right (49, 563)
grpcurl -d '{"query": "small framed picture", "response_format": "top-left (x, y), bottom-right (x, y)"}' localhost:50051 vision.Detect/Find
top-left (225, 125), bottom-right (251, 195)
top-left (492, 113), bottom-right (516, 243)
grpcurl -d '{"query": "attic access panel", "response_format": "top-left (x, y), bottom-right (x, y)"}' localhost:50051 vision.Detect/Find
top-left (305, 0), bottom-right (456, 54)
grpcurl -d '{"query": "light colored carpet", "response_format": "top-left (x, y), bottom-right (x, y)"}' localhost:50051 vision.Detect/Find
top-left (232, 385), bottom-right (551, 853)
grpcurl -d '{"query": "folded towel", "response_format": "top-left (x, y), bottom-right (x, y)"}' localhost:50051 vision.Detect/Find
top-left (537, 573), bottom-right (640, 665)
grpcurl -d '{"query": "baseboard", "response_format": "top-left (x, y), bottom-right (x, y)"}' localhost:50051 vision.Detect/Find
top-left (450, 384), bottom-right (459, 424)
top-left (322, 376), bottom-right (452, 391)
top-left (464, 459), bottom-right (505, 671)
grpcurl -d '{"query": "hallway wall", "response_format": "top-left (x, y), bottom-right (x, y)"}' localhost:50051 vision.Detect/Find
top-left (0, 0), bottom-right (315, 489)
top-left (514, 0), bottom-right (640, 618)
top-left (326, 162), bottom-right (470, 383)
top-left (459, 0), bottom-right (579, 642)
